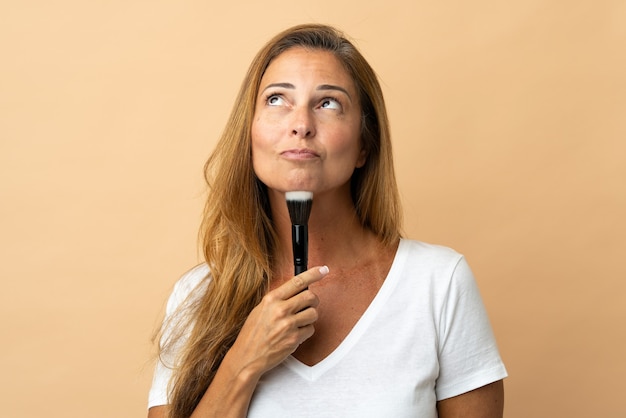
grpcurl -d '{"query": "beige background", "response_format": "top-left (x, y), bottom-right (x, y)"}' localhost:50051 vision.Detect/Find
top-left (1, 1), bottom-right (624, 417)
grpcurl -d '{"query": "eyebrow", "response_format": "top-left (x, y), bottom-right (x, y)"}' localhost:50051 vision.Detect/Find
top-left (261, 82), bottom-right (353, 102)
top-left (318, 84), bottom-right (351, 99)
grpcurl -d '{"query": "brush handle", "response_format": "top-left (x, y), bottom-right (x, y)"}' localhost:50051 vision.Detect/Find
top-left (291, 224), bottom-right (308, 275)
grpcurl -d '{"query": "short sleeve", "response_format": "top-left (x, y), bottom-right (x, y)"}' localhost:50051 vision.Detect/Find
top-left (147, 264), bottom-right (209, 409)
top-left (435, 257), bottom-right (507, 400)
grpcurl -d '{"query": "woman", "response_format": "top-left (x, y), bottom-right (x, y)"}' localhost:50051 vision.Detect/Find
top-left (148, 24), bottom-right (507, 418)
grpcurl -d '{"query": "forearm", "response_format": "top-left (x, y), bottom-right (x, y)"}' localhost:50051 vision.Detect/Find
top-left (437, 380), bottom-right (504, 418)
top-left (190, 349), bottom-right (262, 418)
top-left (185, 268), bottom-right (326, 417)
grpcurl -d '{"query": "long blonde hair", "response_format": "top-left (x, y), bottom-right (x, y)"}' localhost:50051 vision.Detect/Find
top-left (161, 23), bottom-right (402, 418)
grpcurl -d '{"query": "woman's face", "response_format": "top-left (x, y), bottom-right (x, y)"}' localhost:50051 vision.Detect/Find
top-left (251, 47), bottom-right (366, 198)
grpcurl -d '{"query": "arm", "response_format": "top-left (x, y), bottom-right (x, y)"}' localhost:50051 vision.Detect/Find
top-left (436, 380), bottom-right (504, 418)
top-left (148, 406), bottom-right (167, 418)
top-left (436, 257), bottom-right (507, 417)
top-left (147, 266), bottom-right (328, 418)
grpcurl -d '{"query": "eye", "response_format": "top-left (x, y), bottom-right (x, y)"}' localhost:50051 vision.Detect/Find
top-left (320, 98), bottom-right (341, 110)
top-left (266, 94), bottom-right (285, 106)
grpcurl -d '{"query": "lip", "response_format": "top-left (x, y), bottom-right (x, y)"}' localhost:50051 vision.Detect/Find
top-left (280, 148), bottom-right (320, 160)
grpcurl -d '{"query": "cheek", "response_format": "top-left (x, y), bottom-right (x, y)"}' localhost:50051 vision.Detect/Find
top-left (333, 127), bottom-right (364, 167)
top-left (250, 119), bottom-right (265, 154)
top-left (251, 115), bottom-right (275, 147)
top-left (250, 121), bottom-right (273, 175)
top-left (250, 139), bottom-right (262, 174)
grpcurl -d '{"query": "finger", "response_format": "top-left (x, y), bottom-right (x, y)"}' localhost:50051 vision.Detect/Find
top-left (276, 265), bottom-right (329, 300)
top-left (291, 265), bottom-right (329, 293)
top-left (287, 287), bottom-right (320, 315)
top-left (295, 323), bottom-right (316, 346)
top-left (293, 305), bottom-right (319, 328)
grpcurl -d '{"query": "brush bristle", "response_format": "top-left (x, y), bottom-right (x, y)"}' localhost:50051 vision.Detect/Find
top-left (285, 191), bottom-right (313, 225)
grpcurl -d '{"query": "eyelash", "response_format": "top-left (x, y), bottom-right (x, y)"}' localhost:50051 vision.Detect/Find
top-left (264, 92), bottom-right (283, 105)
top-left (263, 92), bottom-right (343, 110)
top-left (320, 96), bottom-right (342, 109)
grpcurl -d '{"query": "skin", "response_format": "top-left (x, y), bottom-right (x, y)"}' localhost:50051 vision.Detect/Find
top-left (251, 47), bottom-right (367, 201)
top-left (149, 266), bottom-right (328, 418)
top-left (437, 380), bottom-right (505, 417)
top-left (148, 48), bottom-right (504, 418)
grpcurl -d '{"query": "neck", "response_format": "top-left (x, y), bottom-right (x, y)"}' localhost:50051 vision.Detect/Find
top-left (269, 188), bottom-right (381, 279)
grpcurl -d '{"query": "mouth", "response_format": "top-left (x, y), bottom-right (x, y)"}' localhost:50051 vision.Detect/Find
top-left (281, 148), bottom-right (320, 160)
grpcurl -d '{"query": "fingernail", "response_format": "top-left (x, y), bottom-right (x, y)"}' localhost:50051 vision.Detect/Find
top-left (319, 265), bottom-right (329, 275)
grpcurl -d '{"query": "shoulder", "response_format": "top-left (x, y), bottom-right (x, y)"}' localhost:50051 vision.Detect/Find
top-left (394, 239), bottom-right (476, 298)
top-left (164, 263), bottom-right (211, 315)
top-left (398, 239), bottom-right (466, 272)
top-left (400, 239), bottom-right (463, 258)
top-left (175, 263), bottom-right (210, 292)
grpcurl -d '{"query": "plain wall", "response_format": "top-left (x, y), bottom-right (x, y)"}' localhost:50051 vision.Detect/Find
top-left (1, 1), bottom-right (624, 417)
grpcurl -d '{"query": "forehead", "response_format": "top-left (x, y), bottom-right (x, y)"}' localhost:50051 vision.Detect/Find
top-left (260, 47), bottom-right (356, 90)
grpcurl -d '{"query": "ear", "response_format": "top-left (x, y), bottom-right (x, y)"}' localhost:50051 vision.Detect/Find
top-left (355, 146), bottom-right (368, 168)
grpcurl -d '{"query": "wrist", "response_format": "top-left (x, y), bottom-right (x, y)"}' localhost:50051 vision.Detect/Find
top-left (221, 348), bottom-right (263, 390)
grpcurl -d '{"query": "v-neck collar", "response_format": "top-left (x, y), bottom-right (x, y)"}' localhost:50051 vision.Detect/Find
top-left (281, 239), bottom-right (408, 381)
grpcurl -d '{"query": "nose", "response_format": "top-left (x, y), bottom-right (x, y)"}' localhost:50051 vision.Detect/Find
top-left (291, 107), bottom-right (315, 139)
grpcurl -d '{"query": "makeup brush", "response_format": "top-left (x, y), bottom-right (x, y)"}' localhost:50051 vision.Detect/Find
top-left (285, 191), bottom-right (313, 276)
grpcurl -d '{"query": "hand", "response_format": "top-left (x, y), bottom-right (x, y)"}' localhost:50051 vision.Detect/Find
top-left (228, 265), bottom-right (329, 378)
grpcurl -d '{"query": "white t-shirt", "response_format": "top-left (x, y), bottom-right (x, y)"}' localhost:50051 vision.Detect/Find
top-left (149, 240), bottom-right (507, 417)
